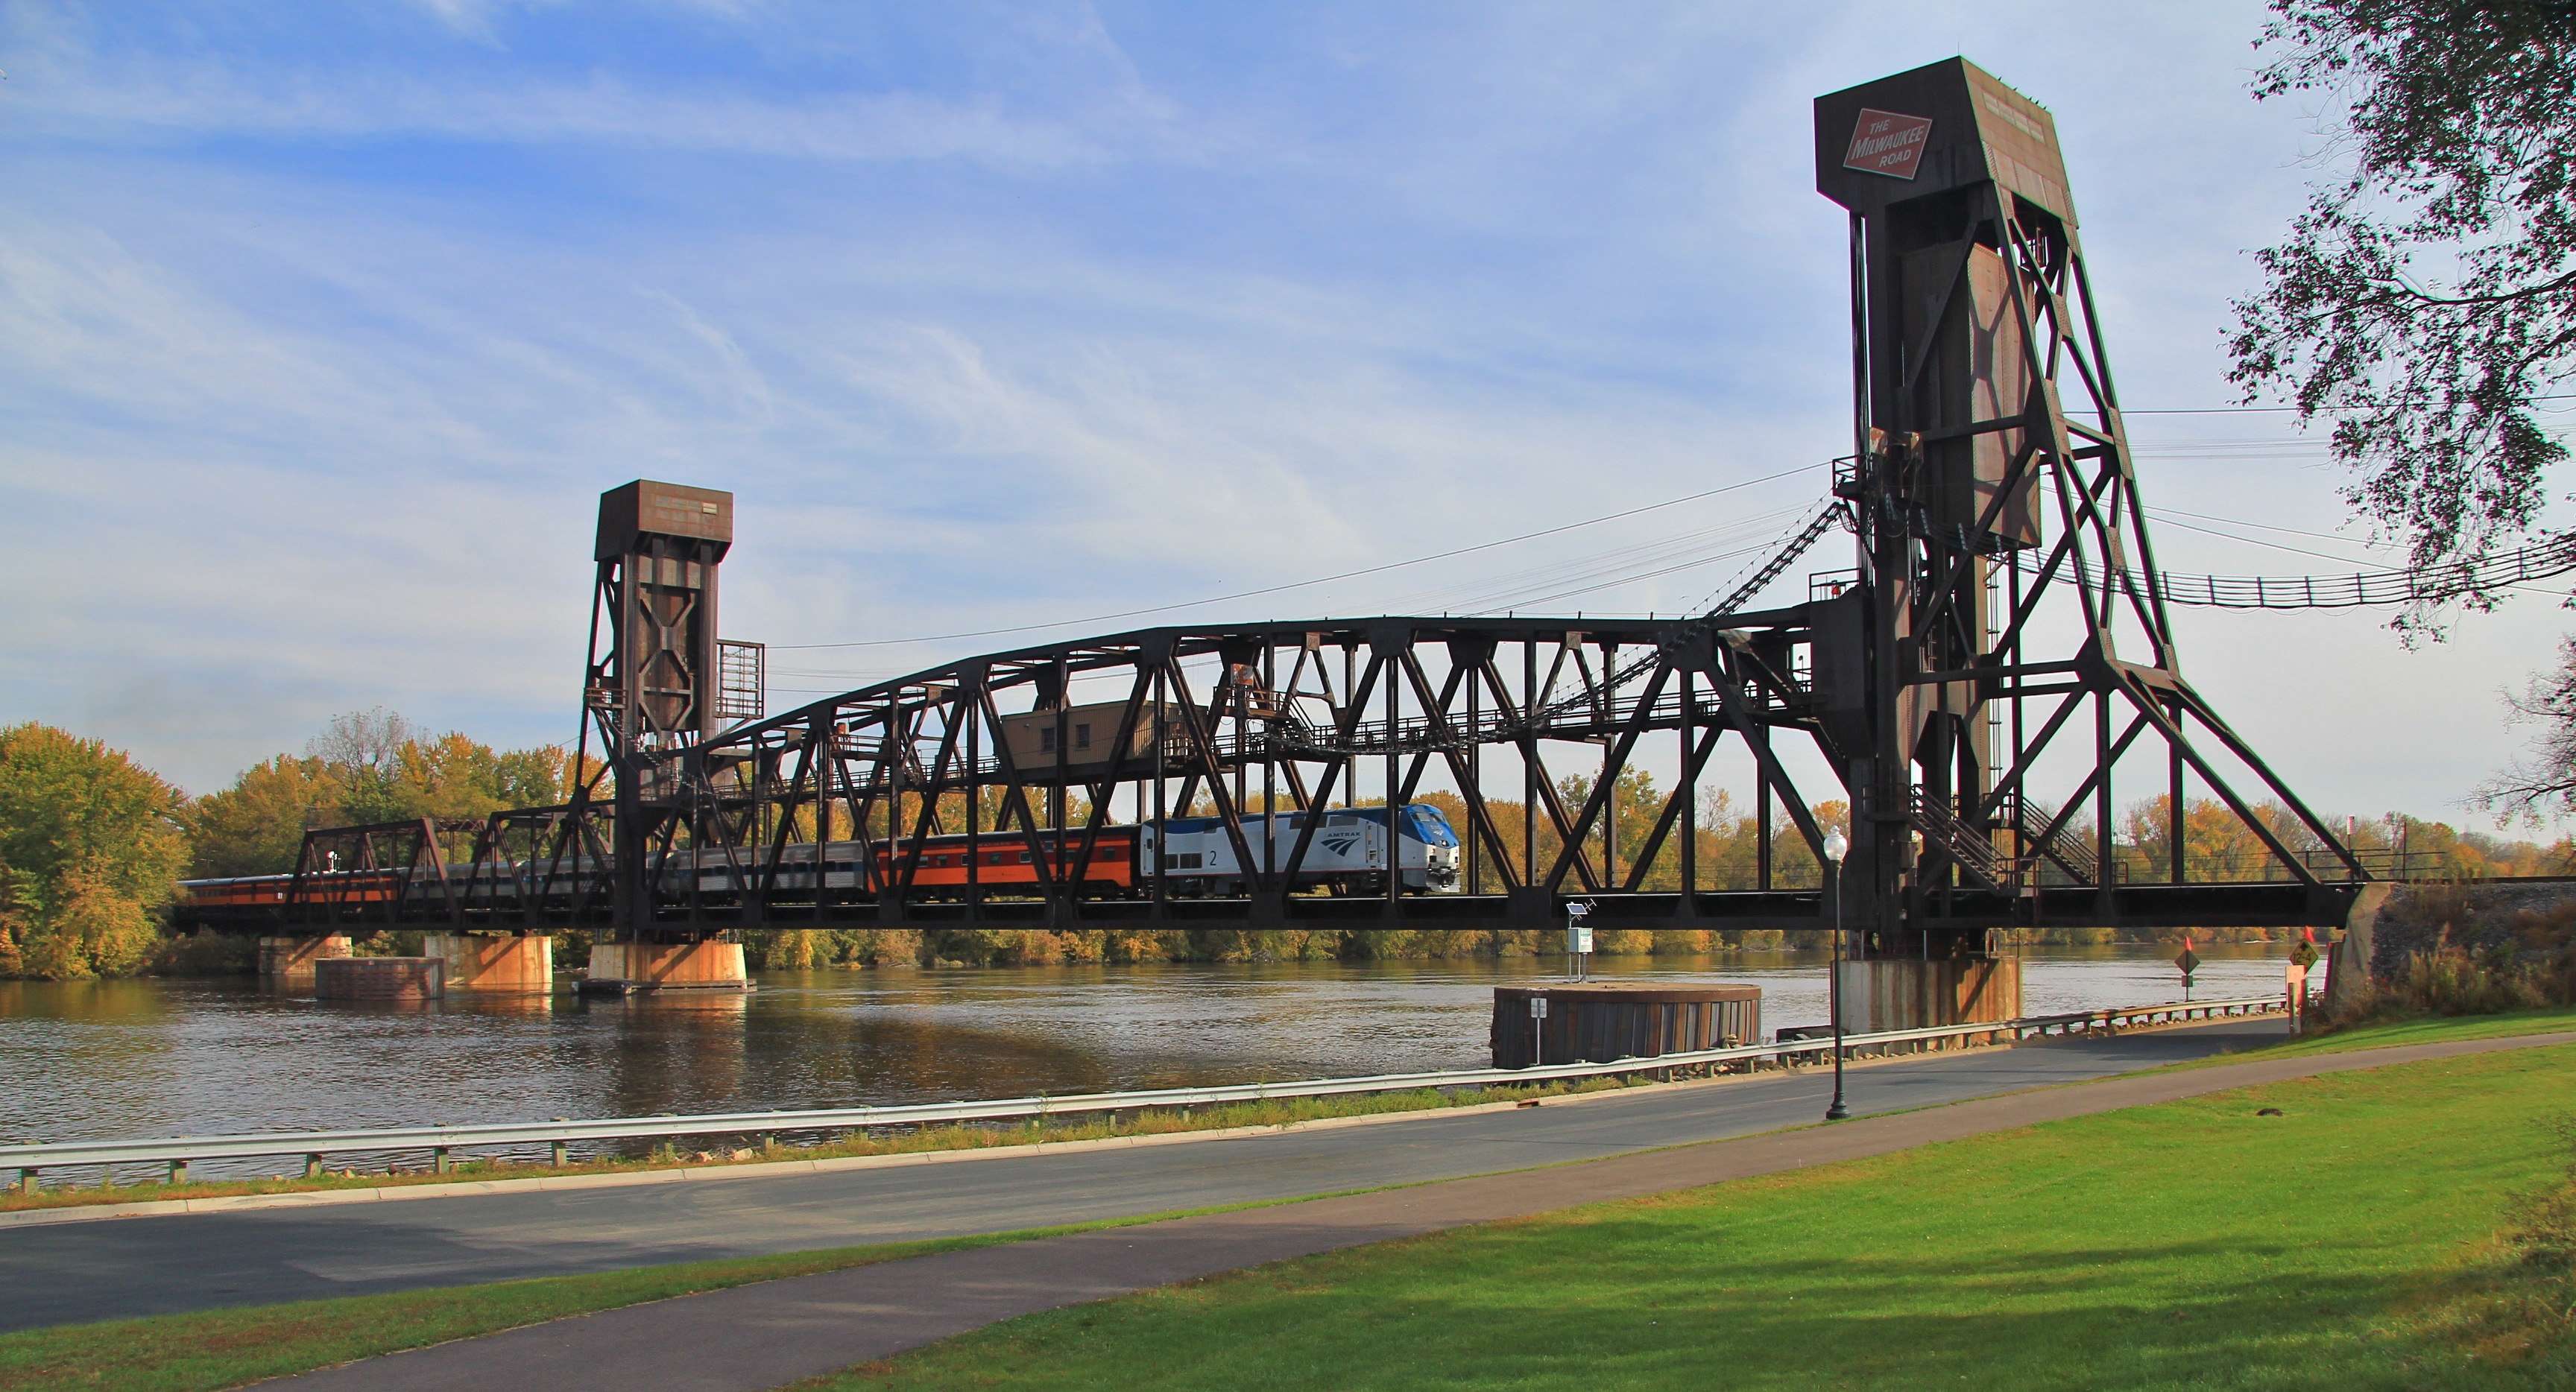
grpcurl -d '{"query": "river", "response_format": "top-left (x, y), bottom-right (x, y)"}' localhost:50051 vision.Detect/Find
top-left (0, 946), bottom-right (2297, 1173)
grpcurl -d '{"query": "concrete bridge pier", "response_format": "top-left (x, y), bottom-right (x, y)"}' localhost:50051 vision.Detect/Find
top-left (423, 933), bottom-right (555, 993)
top-left (258, 935), bottom-right (352, 990)
top-left (1835, 956), bottom-right (2022, 1034)
top-left (582, 940), bottom-right (751, 995)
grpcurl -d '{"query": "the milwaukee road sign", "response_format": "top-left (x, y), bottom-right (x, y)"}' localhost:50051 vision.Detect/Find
top-left (1845, 109), bottom-right (1931, 179)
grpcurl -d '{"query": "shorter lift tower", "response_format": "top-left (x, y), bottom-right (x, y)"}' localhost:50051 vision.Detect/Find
top-left (1808, 60), bottom-right (2361, 1025)
top-left (581, 479), bottom-right (758, 990)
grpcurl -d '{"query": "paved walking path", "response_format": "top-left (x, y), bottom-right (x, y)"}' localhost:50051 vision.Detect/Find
top-left (274, 1030), bottom-right (2576, 1392)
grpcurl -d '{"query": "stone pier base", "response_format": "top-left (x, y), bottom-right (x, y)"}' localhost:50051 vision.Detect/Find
top-left (1837, 957), bottom-right (2022, 1034)
top-left (584, 940), bottom-right (751, 994)
top-left (258, 935), bottom-right (352, 990)
top-left (423, 933), bottom-right (555, 993)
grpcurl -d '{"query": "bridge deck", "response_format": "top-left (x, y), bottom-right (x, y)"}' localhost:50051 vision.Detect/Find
top-left (178, 880), bottom-right (2358, 935)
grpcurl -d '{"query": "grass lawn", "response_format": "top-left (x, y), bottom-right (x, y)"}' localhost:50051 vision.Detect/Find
top-left (830, 1043), bottom-right (2576, 1391)
top-left (2188, 1004), bottom-right (2576, 1063)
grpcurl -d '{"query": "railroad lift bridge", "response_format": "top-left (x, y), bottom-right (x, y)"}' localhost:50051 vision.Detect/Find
top-left (187, 59), bottom-right (2449, 1027)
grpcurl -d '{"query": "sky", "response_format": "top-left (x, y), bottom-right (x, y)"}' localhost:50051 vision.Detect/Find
top-left (4, 1), bottom-right (2571, 832)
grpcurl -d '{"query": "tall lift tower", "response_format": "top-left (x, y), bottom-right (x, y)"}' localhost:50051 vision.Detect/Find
top-left (1811, 60), bottom-right (2361, 1011)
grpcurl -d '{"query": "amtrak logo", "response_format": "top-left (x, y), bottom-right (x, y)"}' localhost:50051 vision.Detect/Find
top-left (1322, 835), bottom-right (1359, 855)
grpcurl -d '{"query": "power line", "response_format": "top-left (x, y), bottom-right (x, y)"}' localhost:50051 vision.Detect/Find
top-left (2146, 513), bottom-right (2398, 567)
top-left (771, 462), bottom-right (1819, 651)
top-left (771, 405), bottom-right (2573, 659)
top-left (2150, 506), bottom-right (2383, 548)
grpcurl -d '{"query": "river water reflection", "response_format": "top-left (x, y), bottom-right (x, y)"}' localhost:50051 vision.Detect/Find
top-left (0, 946), bottom-right (2297, 1162)
top-left (0, 946), bottom-right (2296, 1163)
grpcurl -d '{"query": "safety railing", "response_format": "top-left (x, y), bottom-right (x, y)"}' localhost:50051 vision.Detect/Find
top-left (1, 994), bottom-right (2285, 1190)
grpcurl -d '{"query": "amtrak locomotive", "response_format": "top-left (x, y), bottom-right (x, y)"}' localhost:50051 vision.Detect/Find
top-left (1143, 803), bottom-right (1461, 896)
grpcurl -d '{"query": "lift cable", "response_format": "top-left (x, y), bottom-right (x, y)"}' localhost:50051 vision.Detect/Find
top-left (1516, 497), bottom-right (1850, 729)
top-left (1692, 499), bottom-right (1848, 617)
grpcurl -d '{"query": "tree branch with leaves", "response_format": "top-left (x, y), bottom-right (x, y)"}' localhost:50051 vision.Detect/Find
top-left (2228, 1), bottom-right (2576, 625)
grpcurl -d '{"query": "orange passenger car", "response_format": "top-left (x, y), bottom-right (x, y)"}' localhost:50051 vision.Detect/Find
top-left (870, 827), bottom-right (1139, 893)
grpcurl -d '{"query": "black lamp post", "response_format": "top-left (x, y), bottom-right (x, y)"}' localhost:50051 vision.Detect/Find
top-left (1822, 829), bottom-right (1850, 1121)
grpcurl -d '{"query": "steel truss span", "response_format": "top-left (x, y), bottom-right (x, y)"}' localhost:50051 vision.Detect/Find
top-left (179, 603), bottom-right (2359, 939)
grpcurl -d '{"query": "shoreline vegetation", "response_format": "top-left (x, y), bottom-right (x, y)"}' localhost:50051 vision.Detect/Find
top-left (4, 709), bottom-right (2567, 980)
top-left (5, 1010), bottom-right (2572, 1392)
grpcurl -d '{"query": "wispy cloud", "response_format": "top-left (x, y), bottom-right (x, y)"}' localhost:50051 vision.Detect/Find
top-left (7, 2), bottom-right (1213, 167)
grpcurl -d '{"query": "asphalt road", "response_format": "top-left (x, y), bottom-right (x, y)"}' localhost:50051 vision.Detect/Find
top-left (3, 1019), bottom-right (2282, 1333)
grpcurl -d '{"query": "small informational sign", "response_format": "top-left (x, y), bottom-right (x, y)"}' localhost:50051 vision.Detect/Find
top-left (1845, 109), bottom-right (1932, 180)
top-left (1529, 996), bottom-right (1549, 1019)
top-left (2174, 946), bottom-right (2201, 978)
top-left (1568, 923), bottom-right (1594, 956)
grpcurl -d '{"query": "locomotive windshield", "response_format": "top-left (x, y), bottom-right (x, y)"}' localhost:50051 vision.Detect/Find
top-left (1404, 805), bottom-right (1459, 847)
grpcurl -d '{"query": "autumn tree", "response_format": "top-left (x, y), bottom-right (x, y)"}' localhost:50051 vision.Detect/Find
top-left (392, 732), bottom-right (571, 819)
top-left (0, 724), bottom-right (189, 978)
top-left (186, 712), bottom-right (575, 876)
top-left (186, 754), bottom-right (335, 878)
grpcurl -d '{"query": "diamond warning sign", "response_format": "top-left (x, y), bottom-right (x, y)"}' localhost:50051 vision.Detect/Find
top-left (1844, 108), bottom-right (1931, 180)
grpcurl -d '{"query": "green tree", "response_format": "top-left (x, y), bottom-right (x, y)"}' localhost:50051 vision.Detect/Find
top-left (0, 724), bottom-right (189, 978)
top-left (2229, 1), bottom-right (2576, 604)
top-left (186, 754), bottom-right (334, 877)
top-left (186, 713), bottom-right (575, 877)
top-left (393, 732), bottom-right (569, 818)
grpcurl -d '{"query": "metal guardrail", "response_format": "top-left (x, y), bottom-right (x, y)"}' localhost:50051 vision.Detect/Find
top-left (1, 995), bottom-right (2285, 1189)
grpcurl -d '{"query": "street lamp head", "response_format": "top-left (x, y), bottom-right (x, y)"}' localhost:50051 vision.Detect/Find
top-left (1822, 830), bottom-right (1849, 864)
